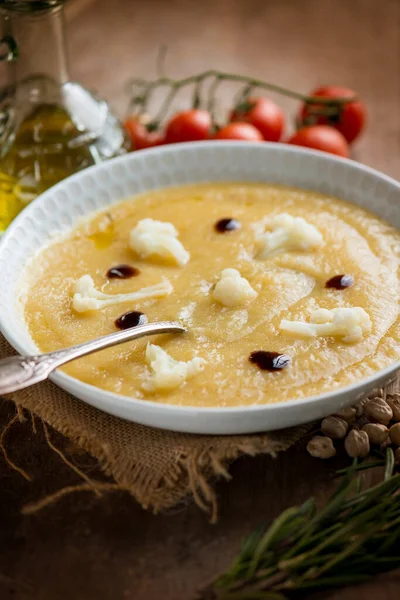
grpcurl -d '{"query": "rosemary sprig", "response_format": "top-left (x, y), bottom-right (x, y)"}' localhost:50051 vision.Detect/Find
top-left (199, 449), bottom-right (400, 600)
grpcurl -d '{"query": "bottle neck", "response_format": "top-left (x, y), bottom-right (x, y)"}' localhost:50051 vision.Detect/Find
top-left (2, 2), bottom-right (69, 97)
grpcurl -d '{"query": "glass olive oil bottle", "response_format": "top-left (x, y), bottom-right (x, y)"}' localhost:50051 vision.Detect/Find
top-left (0, 0), bottom-right (128, 233)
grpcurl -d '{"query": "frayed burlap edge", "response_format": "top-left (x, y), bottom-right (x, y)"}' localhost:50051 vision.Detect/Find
top-left (1, 388), bottom-right (312, 523)
top-left (1, 382), bottom-right (310, 521)
top-left (2, 335), bottom-right (397, 522)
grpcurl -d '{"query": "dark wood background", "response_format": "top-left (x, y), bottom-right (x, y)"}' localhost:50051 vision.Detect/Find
top-left (1, 0), bottom-right (400, 598)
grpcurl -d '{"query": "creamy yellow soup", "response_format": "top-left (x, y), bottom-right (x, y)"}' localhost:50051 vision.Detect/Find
top-left (22, 183), bottom-right (400, 407)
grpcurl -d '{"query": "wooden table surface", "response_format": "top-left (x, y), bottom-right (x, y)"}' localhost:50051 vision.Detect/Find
top-left (1, 0), bottom-right (400, 598)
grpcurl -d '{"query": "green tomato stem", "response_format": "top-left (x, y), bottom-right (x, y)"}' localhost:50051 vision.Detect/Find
top-left (127, 69), bottom-right (356, 128)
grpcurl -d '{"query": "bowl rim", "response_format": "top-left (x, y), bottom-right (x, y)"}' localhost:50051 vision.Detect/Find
top-left (1, 140), bottom-right (399, 420)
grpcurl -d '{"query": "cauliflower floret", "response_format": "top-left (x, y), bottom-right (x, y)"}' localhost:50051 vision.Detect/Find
top-left (142, 343), bottom-right (206, 392)
top-left (72, 274), bottom-right (172, 313)
top-left (257, 213), bottom-right (323, 258)
top-left (280, 307), bottom-right (372, 344)
top-left (129, 218), bottom-right (190, 266)
top-left (212, 268), bottom-right (258, 308)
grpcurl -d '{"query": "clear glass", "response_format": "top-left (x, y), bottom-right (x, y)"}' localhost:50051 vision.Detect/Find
top-left (0, 0), bottom-right (128, 232)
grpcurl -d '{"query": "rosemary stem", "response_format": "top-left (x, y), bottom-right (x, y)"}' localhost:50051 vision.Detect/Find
top-left (199, 454), bottom-right (399, 600)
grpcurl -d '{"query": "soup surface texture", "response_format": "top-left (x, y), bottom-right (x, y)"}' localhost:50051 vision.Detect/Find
top-left (23, 183), bottom-right (400, 407)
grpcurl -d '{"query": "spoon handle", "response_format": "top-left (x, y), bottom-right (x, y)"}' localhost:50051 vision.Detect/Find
top-left (0, 321), bottom-right (185, 395)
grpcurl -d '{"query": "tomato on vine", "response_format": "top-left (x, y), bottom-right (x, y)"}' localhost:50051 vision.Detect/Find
top-left (230, 97), bottom-right (285, 142)
top-left (124, 117), bottom-right (164, 150)
top-left (164, 110), bottom-right (211, 143)
top-left (299, 86), bottom-right (366, 143)
top-left (214, 122), bottom-right (263, 141)
top-left (287, 125), bottom-right (349, 158)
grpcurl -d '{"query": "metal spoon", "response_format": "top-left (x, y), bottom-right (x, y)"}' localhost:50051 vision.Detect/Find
top-left (0, 321), bottom-right (186, 395)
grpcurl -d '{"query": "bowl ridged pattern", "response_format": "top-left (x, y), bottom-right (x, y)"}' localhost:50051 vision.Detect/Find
top-left (0, 142), bottom-right (399, 433)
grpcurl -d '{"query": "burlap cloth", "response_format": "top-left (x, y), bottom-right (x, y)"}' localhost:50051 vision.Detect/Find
top-left (2, 334), bottom-right (397, 521)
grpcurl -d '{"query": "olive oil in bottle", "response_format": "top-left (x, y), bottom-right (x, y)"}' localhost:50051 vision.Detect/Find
top-left (0, 0), bottom-right (127, 233)
top-left (0, 103), bottom-right (96, 231)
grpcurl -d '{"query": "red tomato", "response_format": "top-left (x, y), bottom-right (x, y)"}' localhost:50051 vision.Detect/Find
top-left (287, 125), bottom-right (350, 158)
top-left (124, 117), bottom-right (164, 150)
top-left (214, 122), bottom-right (263, 141)
top-left (164, 110), bottom-right (211, 143)
top-left (300, 86), bottom-right (366, 143)
top-left (230, 97), bottom-right (285, 141)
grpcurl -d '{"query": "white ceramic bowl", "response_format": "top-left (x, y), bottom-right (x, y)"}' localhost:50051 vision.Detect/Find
top-left (0, 142), bottom-right (399, 434)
